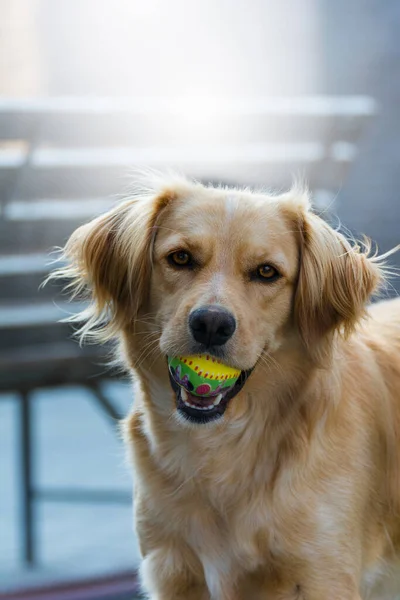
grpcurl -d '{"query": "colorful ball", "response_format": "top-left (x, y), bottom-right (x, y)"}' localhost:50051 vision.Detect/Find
top-left (168, 354), bottom-right (241, 397)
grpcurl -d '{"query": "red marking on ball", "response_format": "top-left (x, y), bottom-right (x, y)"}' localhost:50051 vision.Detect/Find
top-left (196, 384), bottom-right (212, 396)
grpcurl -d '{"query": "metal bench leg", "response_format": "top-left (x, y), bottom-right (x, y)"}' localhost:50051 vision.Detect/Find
top-left (19, 391), bottom-right (35, 564)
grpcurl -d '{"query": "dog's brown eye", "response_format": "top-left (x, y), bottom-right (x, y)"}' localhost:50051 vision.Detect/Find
top-left (168, 251), bottom-right (192, 267)
top-left (256, 264), bottom-right (280, 281)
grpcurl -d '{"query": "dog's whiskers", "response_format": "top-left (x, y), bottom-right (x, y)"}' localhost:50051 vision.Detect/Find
top-left (258, 351), bottom-right (285, 379)
top-left (134, 333), bottom-right (162, 370)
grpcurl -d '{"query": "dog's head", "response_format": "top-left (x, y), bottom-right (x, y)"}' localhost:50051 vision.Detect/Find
top-left (57, 174), bottom-right (383, 425)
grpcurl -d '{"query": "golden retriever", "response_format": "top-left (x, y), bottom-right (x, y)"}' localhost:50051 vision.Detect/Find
top-left (54, 173), bottom-right (400, 600)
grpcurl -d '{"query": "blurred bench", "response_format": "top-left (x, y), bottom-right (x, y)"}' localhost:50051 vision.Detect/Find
top-left (0, 95), bottom-right (377, 565)
top-left (0, 95), bottom-right (376, 208)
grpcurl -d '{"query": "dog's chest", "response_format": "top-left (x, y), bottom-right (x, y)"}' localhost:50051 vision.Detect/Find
top-left (181, 491), bottom-right (278, 597)
top-left (156, 441), bottom-right (291, 595)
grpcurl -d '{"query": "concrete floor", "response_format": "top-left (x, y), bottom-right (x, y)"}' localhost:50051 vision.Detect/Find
top-left (0, 380), bottom-right (141, 593)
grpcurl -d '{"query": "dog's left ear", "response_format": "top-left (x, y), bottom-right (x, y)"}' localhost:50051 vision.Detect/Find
top-left (284, 197), bottom-right (382, 363)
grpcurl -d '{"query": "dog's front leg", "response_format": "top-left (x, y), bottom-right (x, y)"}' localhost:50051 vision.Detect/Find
top-left (139, 547), bottom-right (210, 600)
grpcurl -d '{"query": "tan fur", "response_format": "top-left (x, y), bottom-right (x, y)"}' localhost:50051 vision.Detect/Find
top-left (53, 174), bottom-right (400, 599)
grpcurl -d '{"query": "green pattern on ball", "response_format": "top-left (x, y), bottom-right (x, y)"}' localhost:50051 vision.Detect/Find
top-left (168, 354), bottom-right (241, 397)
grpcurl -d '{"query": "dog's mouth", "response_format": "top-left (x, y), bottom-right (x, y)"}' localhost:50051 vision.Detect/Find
top-left (168, 366), bottom-right (252, 424)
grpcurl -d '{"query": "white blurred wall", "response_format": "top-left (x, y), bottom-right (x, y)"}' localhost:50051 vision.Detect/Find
top-left (0, 0), bottom-right (42, 95)
top-left (2, 0), bottom-right (322, 97)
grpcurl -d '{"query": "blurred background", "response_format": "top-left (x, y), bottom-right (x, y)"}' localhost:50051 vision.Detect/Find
top-left (1, 0), bottom-right (399, 598)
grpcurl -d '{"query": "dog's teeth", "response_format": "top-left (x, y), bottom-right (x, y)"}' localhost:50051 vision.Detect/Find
top-left (213, 393), bottom-right (223, 406)
top-left (180, 388), bottom-right (218, 411)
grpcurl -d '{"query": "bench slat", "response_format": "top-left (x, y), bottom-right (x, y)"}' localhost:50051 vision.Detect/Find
top-left (0, 116), bottom-right (368, 150)
top-left (0, 301), bottom-right (86, 328)
top-left (0, 340), bottom-right (110, 392)
top-left (30, 143), bottom-right (327, 167)
top-left (0, 141), bottom-right (357, 171)
top-left (0, 156), bottom-right (352, 203)
top-left (4, 198), bottom-right (114, 221)
top-left (0, 252), bottom-right (52, 275)
top-left (0, 218), bottom-right (88, 253)
top-left (0, 321), bottom-right (75, 351)
top-left (0, 272), bottom-right (65, 301)
top-left (0, 95), bottom-right (378, 115)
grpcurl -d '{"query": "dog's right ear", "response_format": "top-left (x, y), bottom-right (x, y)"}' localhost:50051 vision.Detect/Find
top-left (52, 190), bottom-right (176, 340)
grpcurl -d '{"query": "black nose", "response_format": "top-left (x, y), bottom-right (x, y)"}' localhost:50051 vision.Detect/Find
top-left (189, 305), bottom-right (236, 347)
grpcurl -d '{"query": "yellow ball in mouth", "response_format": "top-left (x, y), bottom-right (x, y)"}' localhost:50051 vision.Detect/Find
top-left (168, 354), bottom-right (241, 397)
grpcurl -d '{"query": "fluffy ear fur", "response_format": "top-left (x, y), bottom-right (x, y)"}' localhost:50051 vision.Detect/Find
top-left (50, 189), bottom-right (176, 341)
top-left (294, 211), bottom-right (383, 364)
